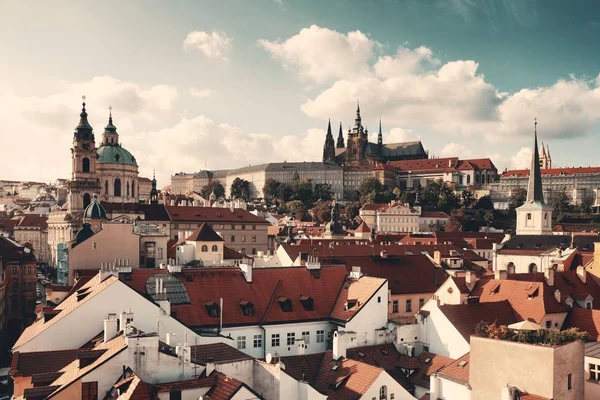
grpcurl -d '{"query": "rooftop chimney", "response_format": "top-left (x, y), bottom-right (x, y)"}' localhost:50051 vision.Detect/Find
top-left (332, 331), bottom-right (347, 360)
top-left (240, 262), bottom-right (253, 283)
top-left (554, 289), bottom-right (561, 304)
top-left (104, 314), bottom-right (118, 343)
top-left (544, 267), bottom-right (555, 287)
top-left (494, 270), bottom-right (507, 280)
top-left (349, 266), bottom-right (362, 280)
top-left (433, 250), bottom-right (441, 265)
top-left (577, 265), bottom-right (587, 284)
top-left (465, 271), bottom-right (477, 291)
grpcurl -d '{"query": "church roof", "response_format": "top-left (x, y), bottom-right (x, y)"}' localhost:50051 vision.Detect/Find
top-left (83, 195), bottom-right (107, 220)
top-left (186, 223), bottom-right (224, 242)
top-left (526, 122), bottom-right (545, 204)
top-left (96, 144), bottom-right (138, 166)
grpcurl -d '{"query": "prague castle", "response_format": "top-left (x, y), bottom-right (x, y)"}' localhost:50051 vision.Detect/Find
top-left (322, 102), bottom-right (428, 166)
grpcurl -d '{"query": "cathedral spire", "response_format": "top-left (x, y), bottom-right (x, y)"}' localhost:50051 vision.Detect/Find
top-left (102, 106), bottom-right (119, 145)
top-left (526, 118), bottom-right (545, 204)
top-left (377, 118), bottom-right (383, 146)
top-left (353, 100), bottom-right (363, 133)
top-left (74, 95), bottom-right (94, 141)
top-left (323, 119), bottom-right (336, 163)
top-left (336, 122), bottom-right (345, 148)
top-left (150, 169), bottom-right (159, 204)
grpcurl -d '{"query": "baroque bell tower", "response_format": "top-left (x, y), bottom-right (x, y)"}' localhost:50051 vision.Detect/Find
top-left (68, 96), bottom-right (100, 215)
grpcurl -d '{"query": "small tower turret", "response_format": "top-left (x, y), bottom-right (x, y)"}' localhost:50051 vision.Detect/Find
top-left (336, 122), bottom-right (345, 148)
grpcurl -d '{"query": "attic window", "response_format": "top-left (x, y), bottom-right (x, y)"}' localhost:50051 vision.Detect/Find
top-left (299, 296), bottom-right (314, 311)
top-left (239, 300), bottom-right (254, 316)
top-left (312, 271), bottom-right (321, 279)
top-left (331, 364), bottom-right (339, 371)
top-left (204, 301), bottom-right (220, 317)
top-left (277, 297), bottom-right (292, 312)
top-left (424, 357), bottom-right (431, 363)
top-left (345, 299), bottom-right (358, 310)
top-left (458, 360), bottom-right (468, 368)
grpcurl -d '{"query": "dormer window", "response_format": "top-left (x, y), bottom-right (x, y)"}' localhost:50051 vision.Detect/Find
top-left (239, 300), bottom-right (254, 316)
top-left (345, 299), bottom-right (358, 311)
top-left (299, 295), bottom-right (314, 311)
top-left (277, 297), bottom-right (292, 312)
top-left (204, 301), bottom-right (220, 317)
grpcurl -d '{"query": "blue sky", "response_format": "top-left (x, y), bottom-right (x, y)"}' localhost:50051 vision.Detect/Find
top-left (1, 0), bottom-right (600, 185)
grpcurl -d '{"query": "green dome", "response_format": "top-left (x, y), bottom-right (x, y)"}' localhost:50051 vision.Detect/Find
top-left (96, 145), bottom-right (138, 166)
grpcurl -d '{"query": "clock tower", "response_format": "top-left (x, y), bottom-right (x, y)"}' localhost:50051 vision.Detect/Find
top-left (68, 96), bottom-right (100, 215)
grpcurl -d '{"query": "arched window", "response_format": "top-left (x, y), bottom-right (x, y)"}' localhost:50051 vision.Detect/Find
top-left (211, 245), bottom-right (218, 251)
top-left (114, 178), bottom-right (122, 197)
top-left (83, 193), bottom-right (91, 209)
top-left (131, 180), bottom-right (135, 197)
top-left (507, 262), bottom-right (516, 274)
top-left (379, 385), bottom-right (387, 400)
top-left (82, 157), bottom-right (90, 173)
top-left (475, 174), bottom-right (480, 184)
top-left (105, 180), bottom-right (109, 195)
top-left (529, 263), bottom-right (538, 273)
top-left (466, 175), bottom-right (471, 185)
top-left (201, 245), bottom-right (208, 252)
top-left (459, 175), bottom-right (463, 185)
top-left (127, 181), bottom-right (130, 197)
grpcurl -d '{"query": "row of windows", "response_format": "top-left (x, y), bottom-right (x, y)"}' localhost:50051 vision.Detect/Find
top-left (230, 235), bottom-right (257, 243)
top-left (392, 298), bottom-right (425, 313)
top-left (10, 266), bottom-right (35, 276)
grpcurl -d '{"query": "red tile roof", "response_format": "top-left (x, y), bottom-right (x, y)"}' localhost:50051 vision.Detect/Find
top-left (359, 203), bottom-right (389, 211)
top-left (10, 349), bottom-right (78, 377)
top-left (409, 351), bottom-right (453, 388)
top-left (280, 352), bottom-right (326, 386)
top-left (314, 351), bottom-right (383, 400)
top-left (507, 271), bottom-right (600, 309)
top-left (327, 254), bottom-right (447, 295)
top-left (166, 205), bottom-right (268, 224)
top-left (354, 221), bottom-right (371, 233)
top-left (120, 266), bottom-right (368, 328)
top-left (470, 276), bottom-right (570, 323)
top-left (437, 353), bottom-right (470, 385)
top-left (15, 214), bottom-right (48, 230)
top-left (205, 372), bottom-right (248, 400)
top-left (563, 308), bottom-right (600, 340)
top-left (420, 211), bottom-right (451, 219)
top-left (502, 166), bottom-right (600, 178)
top-left (189, 342), bottom-right (253, 364)
top-left (438, 301), bottom-right (518, 341)
top-left (330, 276), bottom-right (386, 323)
top-left (186, 223), bottom-right (224, 242)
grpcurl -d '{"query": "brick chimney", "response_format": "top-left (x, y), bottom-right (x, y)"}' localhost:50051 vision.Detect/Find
top-left (544, 266), bottom-right (555, 287)
top-left (494, 270), bottom-right (507, 280)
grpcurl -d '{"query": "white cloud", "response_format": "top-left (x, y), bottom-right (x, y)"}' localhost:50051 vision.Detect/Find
top-left (258, 25), bottom-right (377, 84)
top-left (439, 143), bottom-right (473, 159)
top-left (183, 30), bottom-right (232, 60)
top-left (189, 88), bottom-right (213, 99)
top-left (263, 25), bottom-right (600, 143)
top-left (0, 76), bottom-right (328, 186)
top-left (510, 147), bottom-right (532, 170)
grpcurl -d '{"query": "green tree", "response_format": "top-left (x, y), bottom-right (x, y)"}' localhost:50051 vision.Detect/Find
top-left (200, 181), bottom-right (225, 199)
top-left (291, 178), bottom-right (314, 203)
top-left (313, 183), bottom-right (333, 202)
top-left (475, 195), bottom-right (495, 210)
top-left (277, 183), bottom-right (294, 202)
top-left (421, 180), bottom-right (460, 213)
top-left (230, 178), bottom-right (251, 200)
top-left (358, 177), bottom-right (384, 204)
top-left (310, 201), bottom-right (332, 224)
top-left (345, 202), bottom-right (361, 222)
top-left (392, 187), bottom-right (401, 200)
top-left (580, 193), bottom-right (594, 214)
top-left (263, 178), bottom-right (281, 200)
top-left (484, 210), bottom-right (495, 226)
top-left (508, 188), bottom-right (527, 211)
top-left (285, 200), bottom-right (309, 221)
top-left (461, 191), bottom-right (475, 208)
top-left (401, 190), bottom-right (417, 207)
top-left (550, 188), bottom-right (571, 215)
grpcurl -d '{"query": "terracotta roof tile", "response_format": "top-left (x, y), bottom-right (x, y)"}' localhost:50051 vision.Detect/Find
top-left (470, 276), bottom-right (570, 323)
top-left (166, 205), bottom-right (268, 224)
top-left (437, 353), bottom-right (470, 384)
top-left (330, 276), bottom-right (386, 322)
top-left (439, 301), bottom-right (518, 341)
top-left (190, 342), bottom-right (253, 364)
top-left (121, 266), bottom-right (352, 328)
top-left (563, 308), bottom-right (600, 340)
top-left (10, 349), bottom-right (77, 377)
top-left (409, 352), bottom-right (453, 388)
top-left (314, 351), bottom-right (383, 400)
top-left (205, 372), bottom-right (246, 400)
top-left (280, 353), bottom-right (326, 386)
top-left (185, 223), bottom-right (224, 242)
top-left (15, 213), bottom-right (48, 230)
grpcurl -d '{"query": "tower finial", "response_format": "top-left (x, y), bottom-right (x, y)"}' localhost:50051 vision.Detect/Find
top-left (356, 99), bottom-right (360, 115)
top-left (534, 117), bottom-right (537, 135)
top-left (108, 105), bottom-right (113, 124)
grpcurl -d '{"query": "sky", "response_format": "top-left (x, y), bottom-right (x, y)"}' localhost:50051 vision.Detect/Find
top-left (1, 0), bottom-right (600, 188)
